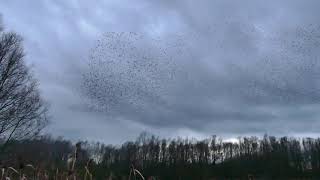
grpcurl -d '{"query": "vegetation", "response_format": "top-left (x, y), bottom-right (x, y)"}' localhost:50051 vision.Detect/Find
top-left (1, 133), bottom-right (320, 179)
top-left (0, 19), bottom-right (49, 150)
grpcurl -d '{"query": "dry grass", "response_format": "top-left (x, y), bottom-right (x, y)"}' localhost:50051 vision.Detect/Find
top-left (0, 144), bottom-right (145, 180)
top-left (129, 165), bottom-right (145, 180)
top-left (0, 164), bottom-right (145, 180)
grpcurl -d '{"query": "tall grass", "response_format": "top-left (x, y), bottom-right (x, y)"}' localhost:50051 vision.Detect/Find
top-left (0, 143), bottom-right (145, 180)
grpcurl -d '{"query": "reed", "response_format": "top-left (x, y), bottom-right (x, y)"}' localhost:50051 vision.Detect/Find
top-left (129, 164), bottom-right (145, 180)
top-left (0, 142), bottom-right (148, 180)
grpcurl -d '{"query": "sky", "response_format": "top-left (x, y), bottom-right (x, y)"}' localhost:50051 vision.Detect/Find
top-left (1, 0), bottom-right (320, 144)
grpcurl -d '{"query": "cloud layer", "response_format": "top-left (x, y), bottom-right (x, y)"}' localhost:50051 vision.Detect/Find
top-left (1, 0), bottom-right (320, 143)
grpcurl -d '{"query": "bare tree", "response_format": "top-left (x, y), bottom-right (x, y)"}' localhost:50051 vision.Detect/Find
top-left (0, 21), bottom-right (48, 148)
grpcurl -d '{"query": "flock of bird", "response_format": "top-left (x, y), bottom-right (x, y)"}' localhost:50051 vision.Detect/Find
top-left (79, 24), bottom-right (320, 121)
top-left (81, 32), bottom-right (189, 113)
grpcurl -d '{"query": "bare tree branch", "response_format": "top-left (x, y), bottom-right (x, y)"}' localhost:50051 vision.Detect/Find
top-left (0, 23), bottom-right (49, 150)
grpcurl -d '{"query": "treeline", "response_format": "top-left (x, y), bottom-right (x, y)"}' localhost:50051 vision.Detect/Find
top-left (1, 133), bottom-right (320, 179)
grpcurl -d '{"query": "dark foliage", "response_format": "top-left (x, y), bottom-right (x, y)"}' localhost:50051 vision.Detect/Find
top-left (1, 133), bottom-right (320, 179)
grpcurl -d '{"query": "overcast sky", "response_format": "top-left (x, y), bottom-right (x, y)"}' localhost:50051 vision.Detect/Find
top-left (1, 0), bottom-right (320, 144)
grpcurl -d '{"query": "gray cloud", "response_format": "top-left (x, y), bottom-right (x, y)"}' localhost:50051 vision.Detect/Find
top-left (1, 0), bottom-right (320, 143)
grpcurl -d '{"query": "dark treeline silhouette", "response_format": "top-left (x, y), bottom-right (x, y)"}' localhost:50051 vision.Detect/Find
top-left (1, 133), bottom-right (320, 179)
